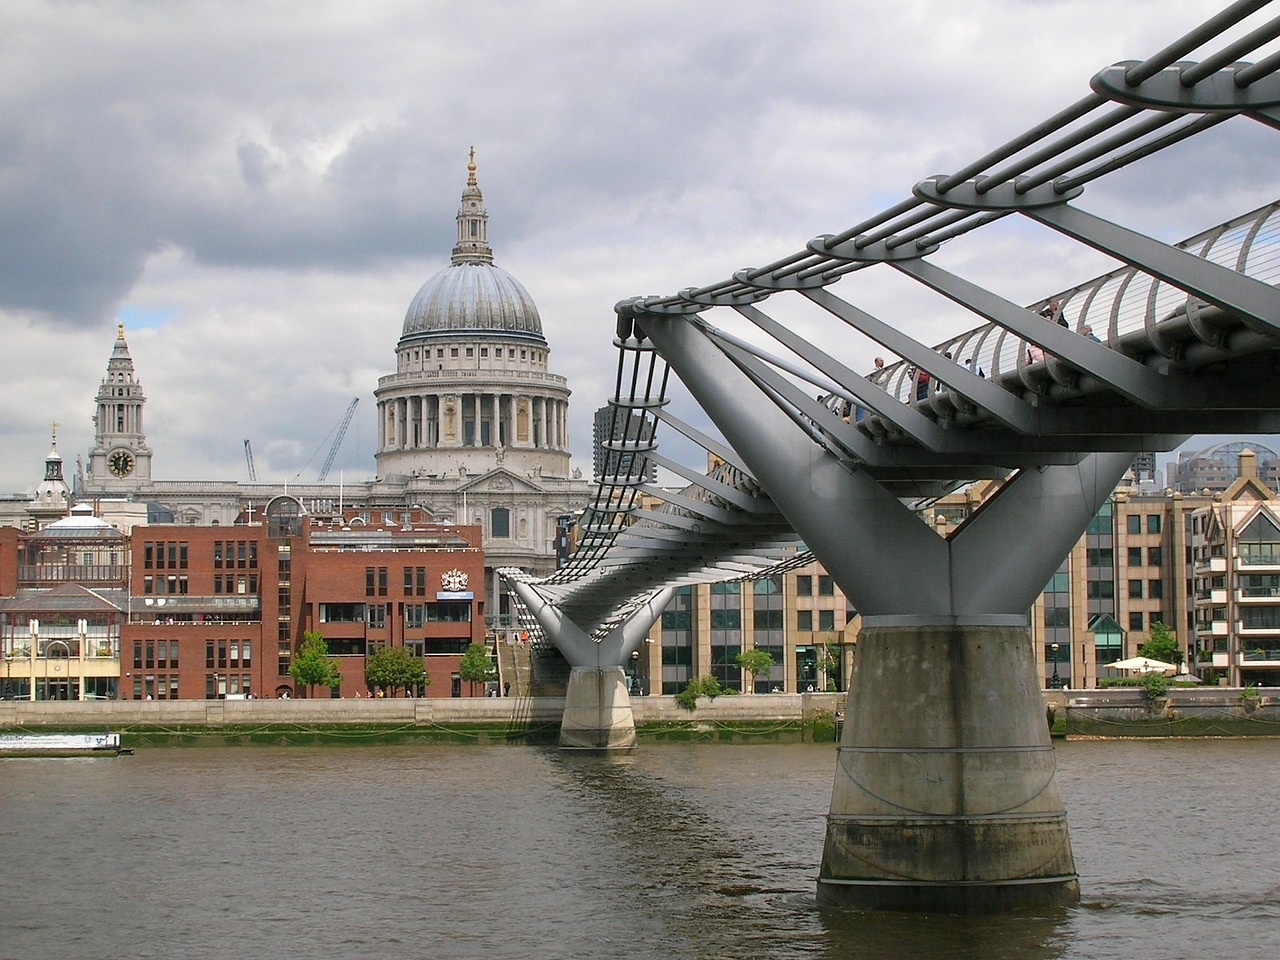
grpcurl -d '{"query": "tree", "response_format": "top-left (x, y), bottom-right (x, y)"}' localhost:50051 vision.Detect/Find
top-left (1142, 670), bottom-right (1170, 701)
top-left (818, 640), bottom-right (842, 692)
top-left (673, 674), bottom-right (725, 712)
top-left (734, 649), bottom-right (776, 693)
top-left (365, 645), bottom-right (428, 697)
top-left (289, 631), bottom-right (342, 698)
top-left (1139, 621), bottom-right (1182, 667)
top-left (458, 642), bottom-right (496, 696)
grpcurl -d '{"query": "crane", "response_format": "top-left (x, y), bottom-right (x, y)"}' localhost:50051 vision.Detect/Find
top-left (317, 398), bottom-right (359, 482)
top-left (292, 398), bottom-right (360, 482)
top-left (243, 439), bottom-right (258, 481)
top-left (317, 398), bottom-right (359, 481)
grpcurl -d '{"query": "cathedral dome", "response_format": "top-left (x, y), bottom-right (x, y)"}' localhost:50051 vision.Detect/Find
top-left (401, 261), bottom-right (545, 344)
top-left (399, 151), bottom-right (547, 347)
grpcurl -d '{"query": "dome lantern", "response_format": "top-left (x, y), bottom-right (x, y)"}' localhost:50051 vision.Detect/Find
top-left (400, 151), bottom-right (546, 346)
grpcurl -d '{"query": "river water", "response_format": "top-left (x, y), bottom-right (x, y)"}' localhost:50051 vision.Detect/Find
top-left (1, 738), bottom-right (1277, 960)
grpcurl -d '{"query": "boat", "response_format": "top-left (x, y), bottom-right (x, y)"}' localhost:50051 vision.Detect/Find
top-left (0, 733), bottom-right (129, 757)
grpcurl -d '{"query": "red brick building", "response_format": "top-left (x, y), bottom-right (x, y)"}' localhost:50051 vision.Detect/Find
top-left (3, 496), bottom-right (487, 700)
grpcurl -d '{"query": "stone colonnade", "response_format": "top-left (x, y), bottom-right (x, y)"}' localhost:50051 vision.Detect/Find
top-left (378, 391), bottom-right (569, 454)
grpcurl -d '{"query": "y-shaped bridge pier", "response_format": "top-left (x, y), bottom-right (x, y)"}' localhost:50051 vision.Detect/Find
top-left (509, 1), bottom-right (1280, 912)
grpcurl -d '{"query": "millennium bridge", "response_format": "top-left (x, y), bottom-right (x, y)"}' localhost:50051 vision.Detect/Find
top-left (503, 0), bottom-right (1280, 912)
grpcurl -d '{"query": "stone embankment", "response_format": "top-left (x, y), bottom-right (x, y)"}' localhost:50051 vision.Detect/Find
top-left (1045, 686), bottom-right (1279, 737)
top-left (0, 692), bottom-right (846, 744)
top-left (2, 689), bottom-right (1275, 743)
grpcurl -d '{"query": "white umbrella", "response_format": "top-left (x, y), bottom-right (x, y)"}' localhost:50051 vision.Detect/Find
top-left (1108, 656), bottom-right (1177, 674)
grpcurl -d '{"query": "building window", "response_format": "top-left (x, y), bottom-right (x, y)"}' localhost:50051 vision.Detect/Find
top-left (818, 610), bottom-right (836, 632)
top-left (1148, 579), bottom-right (1163, 599)
top-left (796, 576), bottom-right (812, 596)
top-left (491, 507), bottom-right (511, 538)
top-left (1147, 546), bottom-right (1162, 566)
top-left (425, 602), bottom-right (470, 622)
top-left (1147, 514), bottom-right (1162, 534)
top-left (319, 603), bottom-right (364, 623)
top-left (818, 575), bottom-right (834, 596)
top-left (1127, 547), bottom-right (1143, 566)
top-left (660, 586), bottom-right (695, 695)
top-left (1127, 515), bottom-right (1142, 535)
top-left (1129, 579), bottom-right (1144, 599)
top-left (1129, 612), bottom-right (1145, 631)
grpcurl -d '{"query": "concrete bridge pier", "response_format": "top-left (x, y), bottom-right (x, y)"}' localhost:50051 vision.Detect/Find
top-left (818, 616), bottom-right (1076, 912)
top-left (634, 307), bottom-right (1136, 911)
top-left (506, 580), bottom-right (674, 751)
top-left (560, 665), bottom-right (637, 752)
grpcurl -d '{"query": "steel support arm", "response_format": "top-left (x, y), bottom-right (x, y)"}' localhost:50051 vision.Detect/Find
top-left (1026, 204), bottom-right (1280, 335)
top-left (637, 309), bottom-right (953, 616)
top-left (507, 579), bottom-right (675, 667)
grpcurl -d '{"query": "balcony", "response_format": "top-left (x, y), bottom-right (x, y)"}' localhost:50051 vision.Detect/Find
top-left (132, 595), bottom-right (260, 625)
top-left (1238, 547), bottom-right (1280, 569)
top-left (1240, 648), bottom-right (1280, 664)
top-left (18, 563), bottom-right (128, 585)
top-left (1238, 624), bottom-right (1280, 637)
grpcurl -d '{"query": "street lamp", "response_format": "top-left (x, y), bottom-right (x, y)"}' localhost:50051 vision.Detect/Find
top-left (1050, 642), bottom-right (1061, 689)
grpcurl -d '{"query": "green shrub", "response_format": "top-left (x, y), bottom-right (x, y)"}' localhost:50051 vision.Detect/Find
top-left (673, 675), bottom-right (725, 712)
top-left (1142, 671), bottom-right (1169, 700)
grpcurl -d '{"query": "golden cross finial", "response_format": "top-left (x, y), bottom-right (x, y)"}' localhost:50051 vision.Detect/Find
top-left (51, 421), bottom-right (60, 447)
top-left (467, 146), bottom-right (477, 186)
top-left (117, 321), bottom-right (125, 340)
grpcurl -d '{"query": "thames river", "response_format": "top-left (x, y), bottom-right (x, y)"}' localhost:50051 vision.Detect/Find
top-left (1, 738), bottom-right (1277, 960)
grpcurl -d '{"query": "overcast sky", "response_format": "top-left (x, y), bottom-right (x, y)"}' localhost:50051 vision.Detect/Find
top-left (2, 0), bottom-right (1277, 497)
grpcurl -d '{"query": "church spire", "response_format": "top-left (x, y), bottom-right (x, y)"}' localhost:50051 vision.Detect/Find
top-left (451, 147), bottom-right (494, 265)
top-left (30, 420), bottom-right (70, 523)
top-left (85, 323), bottom-right (152, 491)
top-left (44, 422), bottom-right (63, 482)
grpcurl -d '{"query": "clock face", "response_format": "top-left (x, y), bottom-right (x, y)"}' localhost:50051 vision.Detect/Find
top-left (108, 449), bottom-right (135, 477)
top-left (441, 568), bottom-right (469, 591)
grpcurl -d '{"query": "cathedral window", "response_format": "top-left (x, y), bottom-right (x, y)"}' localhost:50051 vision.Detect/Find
top-left (491, 508), bottom-right (510, 538)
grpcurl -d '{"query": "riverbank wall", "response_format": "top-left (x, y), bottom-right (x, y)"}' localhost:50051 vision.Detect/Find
top-left (0, 692), bottom-right (845, 745)
top-left (1046, 687), bottom-right (1280, 737)
top-left (1, 689), bottom-right (1276, 744)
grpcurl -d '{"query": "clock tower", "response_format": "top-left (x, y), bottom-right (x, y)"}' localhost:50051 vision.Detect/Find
top-left (86, 322), bottom-right (153, 493)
